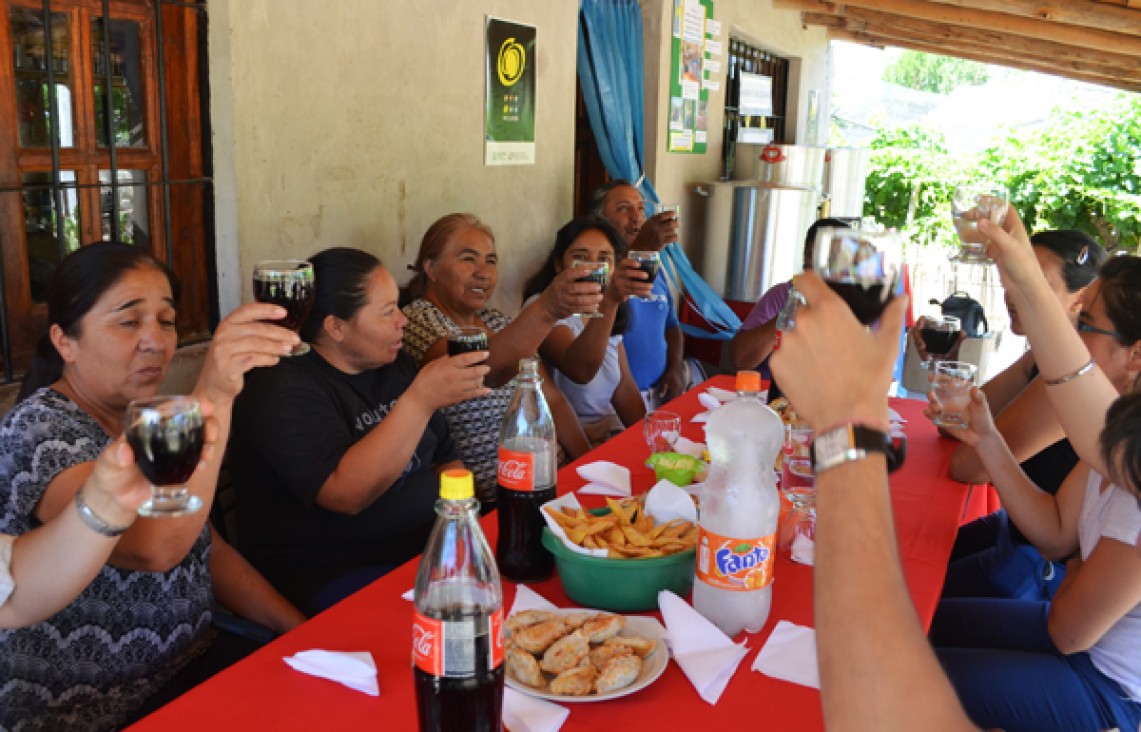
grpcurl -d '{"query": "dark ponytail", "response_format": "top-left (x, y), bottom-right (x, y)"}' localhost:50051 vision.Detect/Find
top-left (302, 248), bottom-right (382, 343)
top-left (18, 242), bottom-right (179, 402)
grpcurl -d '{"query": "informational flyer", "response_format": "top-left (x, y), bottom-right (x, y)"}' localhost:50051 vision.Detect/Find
top-left (485, 17), bottom-right (536, 166)
top-left (667, 0), bottom-right (715, 153)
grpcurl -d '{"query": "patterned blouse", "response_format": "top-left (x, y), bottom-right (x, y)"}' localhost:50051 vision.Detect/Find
top-left (402, 299), bottom-right (514, 502)
top-left (0, 388), bottom-right (213, 732)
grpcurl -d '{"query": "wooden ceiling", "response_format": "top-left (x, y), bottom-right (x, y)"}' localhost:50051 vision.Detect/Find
top-left (775, 0), bottom-right (1141, 92)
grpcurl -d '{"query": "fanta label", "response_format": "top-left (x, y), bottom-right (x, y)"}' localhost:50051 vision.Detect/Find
top-left (498, 448), bottom-right (535, 491)
top-left (695, 528), bottom-right (776, 591)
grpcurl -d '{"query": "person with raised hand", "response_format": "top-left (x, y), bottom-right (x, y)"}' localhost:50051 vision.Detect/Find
top-left (771, 272), bottom-right (978, 731)
top-left (229, 248), bottom-right (487, 614)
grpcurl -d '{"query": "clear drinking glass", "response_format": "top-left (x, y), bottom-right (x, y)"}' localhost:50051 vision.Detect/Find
top-left (643, 410), bottom-right (682, 454)
top-left (573, 260), bottom-right (609, 319)
top-left (628, 250), bottom-right (663, 302)
top-left (126, 396), bottom-right (206, 517)
top-left (951, 184), bottom-right (1009, 265)
top-left (253, 259), bottom-right (316, 356)
top-left (447, 326), bottom-right (488, 356)
top-left (919, 314), bottom-right (962, 370)
top-left (812, 226), bottom-right (902, 326)
top-left (779, 423), bottom-right (815, 562)
top-left (931, 361), bottom-right (978, 429)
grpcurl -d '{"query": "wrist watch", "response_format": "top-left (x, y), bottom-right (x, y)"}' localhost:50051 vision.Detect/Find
top-left (811, 424), bottom-right (906, 474)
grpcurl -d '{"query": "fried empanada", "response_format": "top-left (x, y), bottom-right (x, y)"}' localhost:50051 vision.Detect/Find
top-left (581, 613), bottom-right (625, 643)
top-left (559, 611), bottom-right (594, 629)
top-left (540, 629), bottom-right (590, 674)
top-left (549, 664), bottom-right (597, 696)
top-left (505, 610), bottom-right (554, 634)
top-left (505, 647), bottom-right (545, 689)
top-left (514, 619), bottom-right (568, 654)
top-left (589, 642), bottom-right (633, 671)
top-left (601, 634), bottom-right (656, 658)
top-left (595, 653), bottom-right (641, 693)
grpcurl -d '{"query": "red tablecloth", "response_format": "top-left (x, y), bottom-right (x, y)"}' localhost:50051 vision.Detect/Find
top-left (129, 376), bottom-right (972, 731)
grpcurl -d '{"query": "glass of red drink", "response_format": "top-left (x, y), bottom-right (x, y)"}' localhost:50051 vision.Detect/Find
top-left (126, 396), bottom-right (205, 517)
top-left (812, 226), bottom-right (902, 326)
top-left (253, 259), bottom-right (315, 356)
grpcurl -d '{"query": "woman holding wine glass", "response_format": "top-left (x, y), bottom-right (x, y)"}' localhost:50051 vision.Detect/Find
top-left (0, 242), bottom-right (306, 731)
top-left (401, 213), bottom-right (607, 498)
top-left (228, 248), bottom-right (489, 613)
top-left (521, 217), bottom-right (651, 445)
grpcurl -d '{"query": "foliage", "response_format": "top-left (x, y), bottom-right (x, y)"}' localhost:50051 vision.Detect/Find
top-left (864, 94), bottom-right (1141, 253)
top-left (882, 51), bottom-right (989, 95)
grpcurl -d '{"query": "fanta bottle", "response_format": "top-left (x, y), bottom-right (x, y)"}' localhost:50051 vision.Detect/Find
top-left (693, 370), bottom-right (784, 637)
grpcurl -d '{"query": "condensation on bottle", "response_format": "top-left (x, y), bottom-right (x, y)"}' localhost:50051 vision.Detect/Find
top-left (693, 371), bottom-right (784, 637)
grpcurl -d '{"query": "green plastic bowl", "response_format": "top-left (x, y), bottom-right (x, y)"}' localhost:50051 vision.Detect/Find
top-left (541, 526), bottom-right (696, 612)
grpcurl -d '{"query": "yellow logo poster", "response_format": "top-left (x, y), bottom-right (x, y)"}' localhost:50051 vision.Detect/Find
top-left (486, 17), bottom-right (536, 166)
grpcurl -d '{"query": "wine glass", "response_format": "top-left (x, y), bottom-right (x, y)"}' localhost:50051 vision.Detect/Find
top-left (951, 184), bottom-right (1009, 265)
top-left (447, 326), bottom-right (488, 356)
top-left (812, 226), bottom-right (902, 325)
top-left (126, 396), bottom-right (206, 517)
top-left (253, 260), bottom-right (316, 356)
top-left (931, 361), bottom-right (977, 429)
top-left (779, 423), bottom-right (816, 561)
top-left (643, 410), bottom-right (681, 454)
top-left (573, 260), bottom-right (609, 319)
top-left (627, 250), bottom-right (663, 302)
top-left (919, 314), bottom-right (962, 370)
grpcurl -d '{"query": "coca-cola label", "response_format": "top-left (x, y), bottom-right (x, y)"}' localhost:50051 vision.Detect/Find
top-left (695, 527), bottom-right (776, 592)
top-left (498, 447), bottom-right (535, 491)
top-left (489, 609), bottom-right (505, 669)
top-left (412, 612), bottom-right (444, 675)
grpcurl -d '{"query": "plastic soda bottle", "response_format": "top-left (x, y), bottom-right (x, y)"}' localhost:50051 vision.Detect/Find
top-left (496, 357), bottom-right (557, 582)
top-left (412, 469), bottom-right (505, 732)
top-left (693, 371), bottom-right (784, 637)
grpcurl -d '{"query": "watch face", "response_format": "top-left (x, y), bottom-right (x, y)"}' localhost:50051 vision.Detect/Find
top-left (813, 427), bottom-right (850, 463)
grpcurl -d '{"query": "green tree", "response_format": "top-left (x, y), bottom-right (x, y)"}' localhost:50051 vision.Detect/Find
top-left (882, 51), bottom-right (989, 95)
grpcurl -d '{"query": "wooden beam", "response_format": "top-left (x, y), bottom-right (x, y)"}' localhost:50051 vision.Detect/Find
top-left (920, 1), bottom-right (1141, 37)
top-left (776, 0), bottom-right (1141, 57)
top-left (801, 8), bottom-right (1141, 74)
top-left (828, 28), bottom-right (1141, 91)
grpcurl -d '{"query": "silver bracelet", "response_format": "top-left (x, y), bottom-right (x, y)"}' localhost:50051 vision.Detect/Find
top-left (74, 489), bottom-right (132, 537)
top-left (1043, 359), bottom-right (1096, 386)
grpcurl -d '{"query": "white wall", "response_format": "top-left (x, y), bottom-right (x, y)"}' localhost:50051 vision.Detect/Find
top-left (208, 0), bottom-right (580, 316)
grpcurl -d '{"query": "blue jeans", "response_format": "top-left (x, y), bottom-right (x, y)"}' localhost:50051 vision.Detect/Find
top-left (931, 598), bottom-right (1141, 732)
top-left (943, 510), bottom-right (1065, 601)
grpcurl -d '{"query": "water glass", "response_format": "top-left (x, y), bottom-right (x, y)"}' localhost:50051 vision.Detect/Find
top-left (931, 361), bottom-right (978, 429)
top-left (126, 396), bottom-right (206, 517)
top-left (780, 423), bottom-right (815, 507)
top-left (643, 410), bottom-right (681, 454)
top-left (951, 184), bottom-right (1009, 264)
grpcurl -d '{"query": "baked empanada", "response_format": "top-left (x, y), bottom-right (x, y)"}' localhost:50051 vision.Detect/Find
top-left (506, 647), bottom-right (545, 689)
top-left (549, 664), bottom-right (597, 696)
top-left (540, 630), bottom-right (590, 674)
top-left (595, 653), bottom-right (641, 693)
top-left (514, 619), bottom-right (568, 654)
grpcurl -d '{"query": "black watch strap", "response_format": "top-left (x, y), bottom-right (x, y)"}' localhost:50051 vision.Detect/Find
top-left (811, 424), bottom-right (906, 474)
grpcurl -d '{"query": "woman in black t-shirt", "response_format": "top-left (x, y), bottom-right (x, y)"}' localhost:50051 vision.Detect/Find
top-left (228, 248), bottom-right (490, 613)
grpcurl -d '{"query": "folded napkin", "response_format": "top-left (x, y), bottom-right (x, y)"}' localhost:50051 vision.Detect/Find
top-left (673, 435), bottom-right (706, 459)
top-left (645, 479), bottom-right (699, 524)
top-left (401, 588), bottom-right (414, 601)
top-left (887, 407), bottom-right (906, 424)
top-left (576, 460), bottom-right (632, 497)
top-left (691, 411), bottom-right (711, 423)
top-left (705, 386), bottom-right (738, 403)
top-left (504, 688), bottom-right (570, 732)
top-left (283, 650), bottom-right (379, 696)
top-left (697, 392), bottom-right (722, 412)
top-left (751, 621), bottom-right (819, 689)
top-left (790, 531), bottom-right (815, 566)
top-left (658, 590), bottom-right (749, 705)
top-left (510, 584), bottom-right (558, 614)
top-left (541, 493), bottom-right (608, 557)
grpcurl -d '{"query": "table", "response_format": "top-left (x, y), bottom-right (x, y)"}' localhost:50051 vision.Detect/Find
top-left (130, 376), bottom-right (974, 731)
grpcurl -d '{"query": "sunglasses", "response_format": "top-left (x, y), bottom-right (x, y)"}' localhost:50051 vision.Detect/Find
top-left (1077, 319), bottom-right (1123, 341)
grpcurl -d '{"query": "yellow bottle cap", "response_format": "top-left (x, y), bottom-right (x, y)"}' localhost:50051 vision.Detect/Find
top-left (440, 469), bottom-right (475, 500)
top-left (736, 370), bottom-right (762, 393)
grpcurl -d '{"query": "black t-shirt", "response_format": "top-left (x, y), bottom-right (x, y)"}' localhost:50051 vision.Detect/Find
top-left (227, 350), bottom-right (457, 605)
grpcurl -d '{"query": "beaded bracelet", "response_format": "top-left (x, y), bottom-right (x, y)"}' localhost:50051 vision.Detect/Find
top-left (1043, 359), bottom-right (1096, 387)
top-left (74, 489), bottom-right (132, 537)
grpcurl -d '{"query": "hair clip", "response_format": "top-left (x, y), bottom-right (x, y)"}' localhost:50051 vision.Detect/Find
top-left (1076, 246), bottom-right (1089, 266)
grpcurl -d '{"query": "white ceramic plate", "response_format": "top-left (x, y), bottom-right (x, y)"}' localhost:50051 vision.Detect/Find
top-left (505, 610), bottom-right (669, 703)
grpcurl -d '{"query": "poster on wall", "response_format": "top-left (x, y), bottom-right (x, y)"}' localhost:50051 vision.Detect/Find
top-left (667, 0), bottom-right (715, 153)
top-left (485, 17), bottom-right (536, 166)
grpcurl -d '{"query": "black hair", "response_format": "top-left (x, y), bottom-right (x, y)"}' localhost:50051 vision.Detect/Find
top-left (803, 217), bottom-right (852, 267)
top-left (1029, 230), bottom-right (1108, 292)
top-left (522, 216), bottom-right (629, 336)
top-left (586, 179), bottom-right (636, 218)
top-left (1100, 391), bottom-right (1141, 498)
top-left (18, 242), bottom-right (179, 403)
top-left (301, 247), bottom-right (383, 343)
top-left (1094, 254), bottom-right (1141, 347)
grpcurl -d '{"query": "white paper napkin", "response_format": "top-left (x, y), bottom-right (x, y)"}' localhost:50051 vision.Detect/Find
top-left (751, 621), bottom-right (819, 689)
top-left (644, 479), bottom-right (699, 524)
top-left (887, 407), bottom-right (906, 424)
top-left (510, 584), bottom-right (559, 614)
top-left (283, 650), bottom-right (379, 696)
top-left (790, 532), bottom-right (815, 566)
top-left (698, 392), bottom-right (722, 412)
top-left (576, 460), bottom-right (632, 497)
top-left (503, 687), bottom-right (570, 732)
top-left (673, 435), bottom-right (706, 459)
top-left (658, 591), bottom-right (749, 705)
top-left (541, 493), bottom-right (608, 557)
top-left (705, 386), bottom-right (738, 403)
top-left (691, 411), bottom-right (711, 423)
top-left (401, 588), bottom-right (414, 601)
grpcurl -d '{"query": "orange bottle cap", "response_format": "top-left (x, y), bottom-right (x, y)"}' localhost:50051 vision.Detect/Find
top-left (736, 370), bottom-right (762, 393)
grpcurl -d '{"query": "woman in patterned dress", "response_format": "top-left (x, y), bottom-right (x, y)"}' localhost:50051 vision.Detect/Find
top-left (0, 242), bottom-right (305, 730)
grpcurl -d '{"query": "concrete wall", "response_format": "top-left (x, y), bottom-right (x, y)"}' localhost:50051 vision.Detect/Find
top-left (640, 0), bottom-right (831, 262)
top-left (208, 0), bottom-right (580, 316)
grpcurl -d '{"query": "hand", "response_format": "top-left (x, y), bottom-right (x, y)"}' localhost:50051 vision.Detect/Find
top-left (978, 205), bottom-right (1038, 289)
top-left (607, 259), bottom-right (654, 303)
top-left (923, 387), bottom-right (996, 447)
top-left (539, 266), bottom-right (606, 320)
top-left (407, 350), bottom-right (492, 411)
top-left (659, 362), bottom-right (687, 402)
top-left (630, 212), bottom-right (679, 253)
top-left (195, 303), bottom-right (300, 405)
top-left (770, 272), bottom-right (905, 431)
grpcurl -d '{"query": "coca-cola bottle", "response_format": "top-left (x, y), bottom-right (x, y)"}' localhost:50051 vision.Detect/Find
top-left (412, 469), bottom-right (504, 732)
top-left (496, 357), bottom-right (557, 581)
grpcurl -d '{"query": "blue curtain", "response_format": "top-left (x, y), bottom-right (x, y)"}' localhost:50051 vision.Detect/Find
top-left (577, 0), bottom-right (741, 341)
